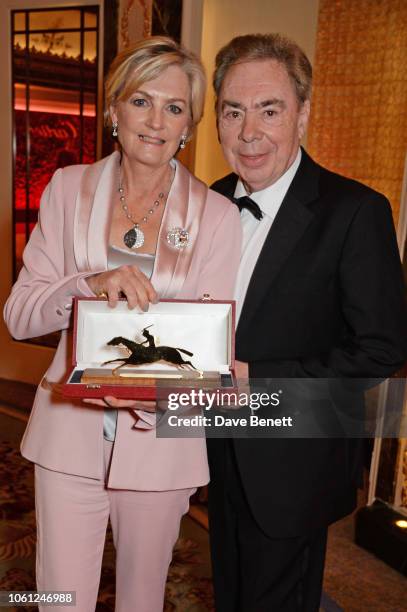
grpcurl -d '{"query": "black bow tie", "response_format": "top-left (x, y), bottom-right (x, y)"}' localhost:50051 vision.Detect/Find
top-left (232, 196), bottom-right (263, 220)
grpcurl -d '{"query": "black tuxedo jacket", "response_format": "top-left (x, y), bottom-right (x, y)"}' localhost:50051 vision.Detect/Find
top-left (208, 149), bottom-right (407, 537)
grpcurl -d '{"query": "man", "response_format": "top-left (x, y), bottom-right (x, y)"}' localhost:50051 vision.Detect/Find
top-left (207, 33), bottom-right (407, 611)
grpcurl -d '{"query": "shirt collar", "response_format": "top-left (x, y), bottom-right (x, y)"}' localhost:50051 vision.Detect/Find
top-left (234, 148), bottom-right (302, 218)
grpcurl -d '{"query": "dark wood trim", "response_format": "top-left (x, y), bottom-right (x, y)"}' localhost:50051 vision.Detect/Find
top-left (101, 0), bottom-right (118, 158)
top-left (0, 378), bottom-right (36, 413)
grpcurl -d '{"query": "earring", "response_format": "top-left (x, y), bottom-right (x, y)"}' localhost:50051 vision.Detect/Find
top-left (112, 122), bottom-right (118, 138)
top-left (180, 135), bottom-right (187, 149)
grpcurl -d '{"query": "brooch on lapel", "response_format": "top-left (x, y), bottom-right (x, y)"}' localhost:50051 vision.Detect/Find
top-left (166, 227), bottom-right (189, 249)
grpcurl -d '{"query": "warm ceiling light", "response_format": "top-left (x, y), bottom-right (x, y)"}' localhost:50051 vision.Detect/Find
top-left (395, 520), bottom-right (407, 529)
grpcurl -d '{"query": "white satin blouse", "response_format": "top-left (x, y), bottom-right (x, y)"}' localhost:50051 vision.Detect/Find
top-left (103, 246), bottom-right (155, 442)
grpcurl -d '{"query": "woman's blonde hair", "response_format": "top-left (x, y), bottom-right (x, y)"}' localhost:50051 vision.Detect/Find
top-left (105, 36), bottom-right (206, 128)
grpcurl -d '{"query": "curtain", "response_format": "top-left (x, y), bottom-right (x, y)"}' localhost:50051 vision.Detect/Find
top-left (308, 0), bottom-right (407, 224)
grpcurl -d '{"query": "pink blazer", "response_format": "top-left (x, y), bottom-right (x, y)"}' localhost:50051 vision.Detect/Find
top-left (4, 152), bottom-right (241, 490)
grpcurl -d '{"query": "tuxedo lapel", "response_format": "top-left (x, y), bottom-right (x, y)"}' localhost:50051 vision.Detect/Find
top-left (211, 151), bottom-right (322, 334)
top-left (211, 172), bottom-right (239, 202)
top-left (237, 151), bottom-right (320, 332)
top-left (237, 192), bottom-right (314, 333)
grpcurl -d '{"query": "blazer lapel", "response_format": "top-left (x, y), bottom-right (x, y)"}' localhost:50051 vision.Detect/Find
top-left (152, 160), bottom-right (208, 297)
top-left (74, 155), bottom-right (208, 295)
top-left (74, 151), bottom-right (120, 272)
top-left (87, 152), bottom-right (120, 271)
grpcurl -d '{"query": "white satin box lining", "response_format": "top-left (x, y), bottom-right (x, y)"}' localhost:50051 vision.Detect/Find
top-left (73, 299), bottom-right (234, 374)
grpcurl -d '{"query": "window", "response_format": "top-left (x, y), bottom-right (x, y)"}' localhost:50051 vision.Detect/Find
top-left (12, 6), bottom-right (99, 280)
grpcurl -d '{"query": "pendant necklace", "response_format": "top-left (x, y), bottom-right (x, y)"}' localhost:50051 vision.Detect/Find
top-left (118, 167), bottom-right (172, 249)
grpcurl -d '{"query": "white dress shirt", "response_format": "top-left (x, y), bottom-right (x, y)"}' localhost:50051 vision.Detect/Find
top-left (234, 149), bottom-right (302, 322)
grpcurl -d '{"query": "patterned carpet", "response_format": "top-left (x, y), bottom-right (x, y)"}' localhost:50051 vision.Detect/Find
top-left (1, 407), bottom-right (406, 611)
top-left (322, 507), bottom-right (406, 612)
top-left (0, 431), bottom-right (214, 611)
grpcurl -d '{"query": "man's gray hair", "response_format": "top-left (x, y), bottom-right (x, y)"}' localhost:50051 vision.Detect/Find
top-left (213, 33), bottom-right (312, 109)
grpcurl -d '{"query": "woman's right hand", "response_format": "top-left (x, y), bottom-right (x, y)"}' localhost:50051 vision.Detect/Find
top-left (86, 265), bottom-right (158, 310)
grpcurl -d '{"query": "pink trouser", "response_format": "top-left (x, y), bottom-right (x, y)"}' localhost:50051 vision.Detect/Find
top-left (34, 439), bottom-right (195, 612)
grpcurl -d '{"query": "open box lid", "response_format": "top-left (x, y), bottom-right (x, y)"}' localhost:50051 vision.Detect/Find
top-left (72, 298), bottom-right (235, 372)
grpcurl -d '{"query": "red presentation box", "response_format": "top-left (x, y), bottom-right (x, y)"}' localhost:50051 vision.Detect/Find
top-left (61, 297), bottom-right (236, 401)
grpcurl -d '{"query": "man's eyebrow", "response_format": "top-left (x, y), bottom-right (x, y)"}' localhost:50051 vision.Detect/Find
top-left (257, 98), bottom-right (286, 109)
top-left (221, 100), bottom-right (246, 110)
top-left (221, 98), bottom-right (286, 110)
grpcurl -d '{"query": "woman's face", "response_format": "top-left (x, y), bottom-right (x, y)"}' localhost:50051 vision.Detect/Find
top-left (111, 64), bottom-right (191, 169)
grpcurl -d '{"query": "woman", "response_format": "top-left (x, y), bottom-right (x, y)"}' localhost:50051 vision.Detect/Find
top-left (4, 37), bottom-right (241, 612)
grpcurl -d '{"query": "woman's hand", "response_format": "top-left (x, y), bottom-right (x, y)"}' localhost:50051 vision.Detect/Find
top-left (83, 396), bottom-right (156, 412)
top-left (86, 265), bottom-right (158, 310)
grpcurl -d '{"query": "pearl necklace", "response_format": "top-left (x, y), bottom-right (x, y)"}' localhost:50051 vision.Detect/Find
top-left (118, 167), bottom-right (172, 250)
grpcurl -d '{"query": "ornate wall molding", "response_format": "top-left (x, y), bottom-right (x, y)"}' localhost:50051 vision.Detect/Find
top-left (119, 0), bottom-right (152, 50)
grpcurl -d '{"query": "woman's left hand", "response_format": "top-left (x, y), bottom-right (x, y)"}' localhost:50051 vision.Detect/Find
top-left (83, 396), bottom-right (156, 412)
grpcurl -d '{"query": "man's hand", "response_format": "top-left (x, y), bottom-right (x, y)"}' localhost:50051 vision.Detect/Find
top-left (235, 360), bottom-right (249, 379)
top-left (86, 265), bottom-right (158, 310)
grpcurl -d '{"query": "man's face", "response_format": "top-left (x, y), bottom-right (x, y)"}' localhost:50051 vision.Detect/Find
top-left (217, 59), bottom-right (310, 192)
